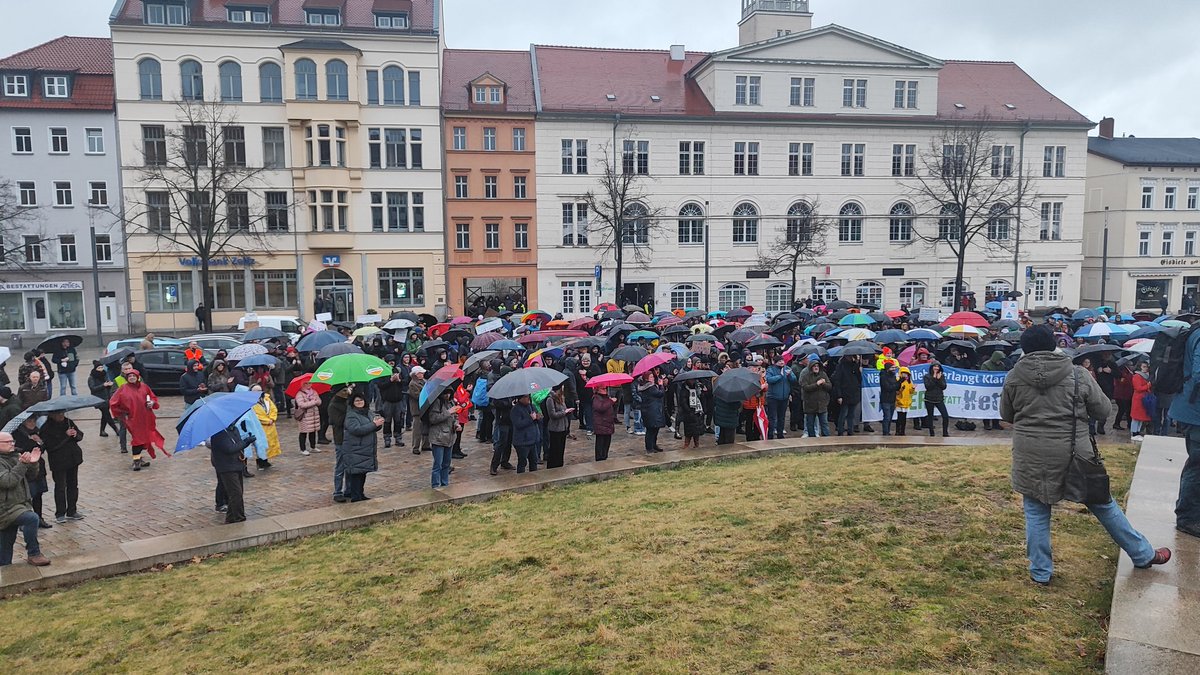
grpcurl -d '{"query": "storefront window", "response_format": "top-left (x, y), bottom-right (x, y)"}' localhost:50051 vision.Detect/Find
top-left (1135, 279), bottom-right (1170, 310)
top-left (253, 271), bottom-right (298, 309)
top-left (379, 268), bottom-right (424, 307)
top-left (145, 272), bottom-right (195, 313)
top-left (0, 293), bottom-right (25, 330)
top-left (48, 291), bottom-right (85, 329)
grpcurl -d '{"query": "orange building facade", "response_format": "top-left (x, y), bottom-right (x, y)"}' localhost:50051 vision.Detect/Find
top-left (441, 50), bottom-right (538, 314)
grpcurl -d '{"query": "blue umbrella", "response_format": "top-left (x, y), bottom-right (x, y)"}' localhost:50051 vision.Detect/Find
top-left (418, 374), bottom-right (460, 416)
top-left (1049, 313), bottom-right (1066, 320)
top-left (490, 340), bottom-right (525, 352)
top-left (295, 330), bottom-right (346, 353)
top-left (236, 354), bottom-right (278, 368)
top-left (1072, 308), bottom-right (1098, 321)
top-left (906, 328), bottom-right (942, 341)
top-left (874, 329), bottom-right (909, 344)
top-left (1128, 324), bottom-right (1164, 340)
top-left (1152, 314), bottom-right (1177, 324)
top-left (629, 330), bottom-right (658, 341)
top-left (985, 301), bottom-right (1002, 311)
top-left (175, 391), bottom-right (262, 453)
top-left (1117, 313), bottom-right (1136, 322)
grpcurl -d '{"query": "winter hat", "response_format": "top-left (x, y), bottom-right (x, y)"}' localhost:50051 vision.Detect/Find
top-left (1020, 324), bottom-right (1056, 354)
top-left (411, 366), bottom-right (426, 376)
top-left (0, 386), bottom-right (11, 399)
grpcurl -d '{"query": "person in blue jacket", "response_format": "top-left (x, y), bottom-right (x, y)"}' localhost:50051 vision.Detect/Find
top-left (1169, 326), bottom-right (1200, 538)
top-left (510, 394), bottom-right (541, 474)
top-left (765, 355), bottom-right (797, 439)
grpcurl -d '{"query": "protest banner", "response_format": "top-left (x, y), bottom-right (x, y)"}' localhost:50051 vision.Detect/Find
top-left (860, 364), bottom-right (1007, 422)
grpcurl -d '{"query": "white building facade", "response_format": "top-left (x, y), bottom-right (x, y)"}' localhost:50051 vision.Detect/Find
top-left (532, 2), bottom-right (1091, 316)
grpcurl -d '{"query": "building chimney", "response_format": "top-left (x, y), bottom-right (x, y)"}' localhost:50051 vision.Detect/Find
top-left (670, 44), bottom-right (685, 61)
top-left (1099, 117), bottom-right (1115, 140)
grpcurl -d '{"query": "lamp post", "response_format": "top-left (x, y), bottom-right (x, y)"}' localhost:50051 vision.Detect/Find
top-left (1100, 206), bottom-right (1110, 308)
top-left (89, 224), bottom-right (104, 347)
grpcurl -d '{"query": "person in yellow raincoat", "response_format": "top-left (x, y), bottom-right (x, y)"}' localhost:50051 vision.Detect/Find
top-left (251, 383), bottom-right (282, 465)
top-left (895, 367), bottom-right (916, 436)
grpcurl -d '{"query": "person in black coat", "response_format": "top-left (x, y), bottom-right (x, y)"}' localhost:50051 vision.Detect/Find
top-left (341, 393), bottom-right (382, 502)
top-left (675, 379), bottom-right (706, 448)
top-left (179, 360), bottom-right (208, 405)
top-left (510, 395), bottom-right (540, 474)
top-left (924, 361), bottom-right (951, 437)
top-left (87, 361), bottom-right (120, 437)
top-left (878, 362), bottom-right (901, 437)
top-left (637, 374), bottom-right (667, 453)
top-left (376, 357), bottom-right (407, 448)
top-left (40, 412), bottom-right (84, 523)
top-left (833, 356), bottom-right (863, 436)
top-left (13, 416), bottom-right (49, 528)
top-left (210, 426), bottom-right (252, 523)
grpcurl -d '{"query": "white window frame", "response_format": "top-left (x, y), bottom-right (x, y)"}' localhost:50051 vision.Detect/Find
top-left (12, 127), bottom-right (32, 154)
top-left (1165, 186), bottom-right (1178, 210)
top-left (452, 126), bottom-right (466, 150)
top-left (670, 283), bottom-right (701, 311)
top-left (484, 222), bottom-right (500, 250)
top-left (3, 75), bottom-right (28, 97)
top-left (560, 280), bottom-right (593, 316)
top-left (1186, 230), bottom-right (1198, 258)
top-left (1039, 202), bottom-right (1063, 241)
top-left (53, 180), bottom-right (72, 207)
top-left (23, 235), bottom-right (42, 264)
top-left (512, 127), bottom-right (526, 152)
top-left (454, 223), bottom-right (470, 250)
top-left (734, 75), bottom-right (760, 106)
top-left (856, 281), bottom-right (884, 307)
top-left (94, 233), bottom-right (113, 264)
top-left (58, 235), bottom-right (77, 264)
top-left (48, 127), bottom-right (69, 154)
top-left (16, 181), bottom-right (36, 207)
top-left (85, 128), bottom-right (105, 154)
top-left (841, 143), bottom-right (865, 177)
top-left (765, 283), bottom-right (793, 313)
top-left (1138, 230), bottom-right (1152, 257)
top-left (899, 281), bottom-right (926, 308)
top-left (814, 281), bottom-right (840, 304)
top-left (894, 80), bottom-right (918, 109)
top-left (1188, 186), bottom-right (1199, 210)
top-left (514, 222), bottom-right (529, 250)
top-left (1142, 185), bottom-right (1155, 209)
top-left (732, 202), bottom-right (758, 244)
top-left (43, 76), bottom-right (68, 98)
top-left (88, 181), bottom-right (107, 207)
top-left (1162, 229), bottom-right (1175, 256)
top-left (717, 283), bottom-right (748, 312)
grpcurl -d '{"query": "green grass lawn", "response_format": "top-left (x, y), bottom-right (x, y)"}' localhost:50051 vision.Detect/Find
top-left (0, 445), bottom-right (1137, 673)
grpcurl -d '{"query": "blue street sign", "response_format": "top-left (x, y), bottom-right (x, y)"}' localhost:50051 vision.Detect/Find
top-left (594, 264), bottom-right (602, 280)
top-left (323, 255), bottom-right (341, 267)
top-left (1025, 265), bottom-right (1034, 279)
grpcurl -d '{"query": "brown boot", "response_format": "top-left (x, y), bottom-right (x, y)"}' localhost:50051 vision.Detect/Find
top-left (27, 554), bottom-right (50, 566)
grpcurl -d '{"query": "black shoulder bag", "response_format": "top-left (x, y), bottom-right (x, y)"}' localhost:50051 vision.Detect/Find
top-left (1062, 370), bottom-right (1112, 505)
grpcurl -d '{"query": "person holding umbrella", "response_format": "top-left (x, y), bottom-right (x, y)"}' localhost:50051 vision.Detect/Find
top-left (210, 425), bottom-right (252, 522)
top-left (342, 392), bottom-right (382, 501)
top-left (591, 385), bottom-right (617, 461)
top-left (510, 393), bottom-right (541, 473)
top-left (408, 366), bottom-right (429, 454)
top-left (329, 385), bottom-right (353, 501)
top-left (108, 370), bottom-right (166, 471)
top-left (292, 379), bottom-right (322, 456)
top-left (251, 384), bottom-right (281, 465)
top-left (637, 371), bottom-right (668, 453)
top-left (51, 337), bottom-right (79, 397)
top-left (425, 388), bottom-right (459, 488)
top-left (33, 403), bottom-right (91, 524)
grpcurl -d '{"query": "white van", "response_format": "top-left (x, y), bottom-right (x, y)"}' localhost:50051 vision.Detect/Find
top-left (237, 314), bottom-right (304, 341)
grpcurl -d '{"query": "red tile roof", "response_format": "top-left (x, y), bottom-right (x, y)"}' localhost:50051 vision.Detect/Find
top-left (937, 61), bottom-right (1090, 125)
top-left (0, 36), bottom-right (112, 74)
top-left (442, 49), bottom-right (535, 113)
top-left (112, 0), bottom-right (437, 33)
top-left (533, 46), bottom-right (713, 116)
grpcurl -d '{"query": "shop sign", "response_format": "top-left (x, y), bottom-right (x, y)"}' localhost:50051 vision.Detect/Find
top-left (1160, 258), bottom-right (1200, 267)
top-left (322, 255), bottom-right (341, 267)
top-left (0, 281), bottom-right (84, 291)
top-left (178, 256), bottom-right (257, 267)
top-left (1129, 271), bottom-right (1180, 278)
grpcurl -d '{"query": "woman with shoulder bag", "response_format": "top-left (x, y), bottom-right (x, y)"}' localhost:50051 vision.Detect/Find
top-left (1001, 324), bottom-right (1170, 586)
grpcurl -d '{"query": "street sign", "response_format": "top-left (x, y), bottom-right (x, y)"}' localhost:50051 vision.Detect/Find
top-left (165, 284), bottom-right (178, 305)
top-left (1001, 301), bottom-right (1019, 320)
top-left (322, 255), bottom-right (341, 267)
top-left (594, 264), bottom-right (602, 280)
top-left (1025, 265), bottom-right (1034, 280)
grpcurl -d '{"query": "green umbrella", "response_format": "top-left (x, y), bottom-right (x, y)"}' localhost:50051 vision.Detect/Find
top-left (309, 353), bottom-right (392, 386)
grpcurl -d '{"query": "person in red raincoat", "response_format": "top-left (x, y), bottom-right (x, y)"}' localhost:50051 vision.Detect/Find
top-left (108, 369), bottom-right (167, 471)
top-left (451, 382), bottom-right (472, 459)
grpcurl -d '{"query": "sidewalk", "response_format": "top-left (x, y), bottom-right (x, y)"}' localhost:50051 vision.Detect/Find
top-left (1105, 436), bottom-right (1200, 673)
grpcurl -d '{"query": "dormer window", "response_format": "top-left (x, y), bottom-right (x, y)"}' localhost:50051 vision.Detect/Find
top-left (228, 6), bottom-right (270, 23)
top-left (375, 13), bottom-right (409, 28)
top-left (305, 9), bottom-right (341, 25)
top-left (144, 1), bottom-right (187, 26)
top-left (473, 85), bottom-right (503, 105)
top-left (43, 76), bottom-right (69, 98)
top-left (3, 75), bottom-right (28, 97)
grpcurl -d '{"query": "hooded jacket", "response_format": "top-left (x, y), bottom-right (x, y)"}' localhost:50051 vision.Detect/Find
top-left (798, 365), bottom-right (832, 413)
top-left (878, 366), bottom-right (900, 406)
top-left (896, 369), bottom-right (916, 409)
top-left (980, 351), bottom-right (1010, 372)
top-left (1001, 351), bottom-right (1109, 504)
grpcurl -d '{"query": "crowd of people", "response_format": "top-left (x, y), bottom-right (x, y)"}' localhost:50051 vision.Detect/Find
top-left (1, 300), bottom-right (1197, 579)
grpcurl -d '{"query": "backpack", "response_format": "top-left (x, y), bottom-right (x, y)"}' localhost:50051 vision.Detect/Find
top-left (1148, 323), bottom-right (1200, 396)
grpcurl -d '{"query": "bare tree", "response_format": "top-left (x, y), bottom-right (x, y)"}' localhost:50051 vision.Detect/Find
top-left (0, 177), bottom-right (54, 277)
top-left (112, 98), bottom-right (281, 326)
top-left (902, 114), bottom-right (1035, 311)
top-left (578, 138), bottom-right (669, 304)
top-left (753, 200), bottom-right (835, 308)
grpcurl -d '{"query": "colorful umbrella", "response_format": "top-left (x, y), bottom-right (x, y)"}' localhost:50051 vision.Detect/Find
top-left (427, 323), bottom-right (452, 338)
top-left (586, 373), bottom-right (633, 389)
top-left (522, 310), bottom-right (552, 324)
top-left (941, 312), bottom-right (990, 328)
top-left (942, 325), bottom-right (986, 337)
top-left (451, 315), bottom-right (474, 325)
top-left (628, 330), bottom-right (659, 341)
top-left (309, 353), bottom-right (391, 386)
top-left (838, 313), bottom-right (875, 327)
top-left (352, 326), bottom-right (382, 338)
top-left (524, 346), bottom-right (564, 367)
top-left (839, 328), bottom-right (876, 342)
top-left (489, 339), bottom-right (525, 352)
top-left (285, 374), bottom-right (331, 398)
top-left (593, 303), bottom-right (620, 312)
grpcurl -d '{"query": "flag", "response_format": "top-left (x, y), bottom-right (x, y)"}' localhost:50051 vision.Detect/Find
top-left (755, 404), bottom-right (768, 440)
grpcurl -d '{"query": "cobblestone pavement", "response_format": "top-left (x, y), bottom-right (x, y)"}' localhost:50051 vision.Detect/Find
top-left (28, 347), bottom-right (1140, 559)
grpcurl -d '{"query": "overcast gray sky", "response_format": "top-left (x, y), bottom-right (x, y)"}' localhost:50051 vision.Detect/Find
top-left (3, 0), bottom-right (1195, 136)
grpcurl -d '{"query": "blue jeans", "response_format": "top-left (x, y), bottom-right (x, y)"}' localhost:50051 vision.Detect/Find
top-left (1022, 495), bottom-right (1154, 582)
top-left (766, 398), bottom-right (788, 439)
top-left (0, 510), bottom-right (41, 565)
top-left (333, 445), bottom-right (346, 497)
top-left (45, 377), bottom-right (53, 398)
top-left (880, 405), bottom-right (895, 435)
top-left (626, 408), bottom-right (644, 433)
top-left (431, 445), bottom-right (452, 488)
top-left (837, 401), bottom-right (860, 435)
top-left (57, 371), bottom-right (77, 396)
top-left (805, 412), bottom-right (829, 437)
top-left (1178, 426), bottom-right (1200, 530)
top-left (1156, 393), bottom-right (1176, 435)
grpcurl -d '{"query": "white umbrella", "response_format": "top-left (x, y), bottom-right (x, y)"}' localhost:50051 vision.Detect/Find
top-left (227, 343), bottom-right (268, 361)
top-left (0, 346), bottom-right (10, 364)
top-left (1128, 340), bottom-right (1154, 354)
top-left (384, 318), bottom-right (415, 331)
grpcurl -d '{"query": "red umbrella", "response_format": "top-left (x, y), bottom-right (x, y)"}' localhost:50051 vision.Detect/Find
top-left (285, 374), bottom-right (331, 398)
top-left (656, 316), bottom-right (683, 328)
top-left (632, 351), bottom-right (675, 377)
top-left (428, 322), bottom-right (452, 338)
top-left (431, 365), bottom-right (465, 381)
top-left (568, 317), bottom-right (598, 330)
top-left (586, 373), bottom-right (633, 389)
top-left (885, 310), bottom-right (906, 319)
top-left (626, 311), bottom-right (652, 324)
top-left (940, 311), bottom-right (989, 328)
top-left (516, 330), bottom-right (589, 345)
top-left (470, 332), bottom-right (505, 351)
top-left (593, 303), bottom-right (619, 312)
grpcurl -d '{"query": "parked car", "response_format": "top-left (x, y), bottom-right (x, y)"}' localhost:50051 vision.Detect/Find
top-left (132, 348), bottom-right (189, 393)
top-left (104, 337), bottom-right (186, 356)
top-left (183, 334), bottom-right (246, 356)
top-left (236, 315), bottom-right (303, 342)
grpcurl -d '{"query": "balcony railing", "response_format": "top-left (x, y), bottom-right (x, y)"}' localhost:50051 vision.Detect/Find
top-left (742, 0), bottom-right (810, 18)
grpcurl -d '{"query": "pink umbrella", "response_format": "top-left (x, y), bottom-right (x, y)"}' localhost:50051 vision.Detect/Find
top-left (632, 351), bottom-right (675, 377)
top-left (586, 373), bottom-right (633, 389)
top-left (898, 345), bottom-right (918, 366)
top-left (451, 316), bottom-right (474, 325)
top-left (656, 316), bottom-right (683, 328)
top-left (470, 332), bottom-right (504, 351)
top-left (626, 311), bottom-right (652, 324)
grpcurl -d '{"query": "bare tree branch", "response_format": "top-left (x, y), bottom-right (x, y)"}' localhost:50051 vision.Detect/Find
top-left (753, 199), bottom-right (835, 307)
top-left (0, 176), bottom-right (62, 279)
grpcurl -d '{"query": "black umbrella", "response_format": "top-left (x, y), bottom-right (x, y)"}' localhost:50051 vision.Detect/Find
top-left (746, 335), bottom-right (783, 350)
top-left (768, 319), bottom-right (802, 335)
top-left (713, 368), bottom-right (763, 403)
top-left (417, 339), bottom-right (449, 354)
top-left (729, 328), bottom-right (760, 344)
top-left (662, 325), bottom-right (690, 337)
top-left (441, 329), bottom-right (471, 343)
top-left (602, 309), bottom-right (627, 321)
top-left (463, 350), bottom-right (499, 375)
top-left (609, 346), bottom-right (649, 363)
top-left (828, 310), bottom-right (851, 322)
top-left (793, 344), bottom-right (828, 359)
top-left (26, 394), bottom-right (104, 414)
top-left (1117, 353), bottom-right (1147, 367)
top-left (858, 303), bottom-right (881, 311)
top-left (418, 313), bottom-right (438, 327)
top-left (826, 300), bottom-right (852, 311)
top-left (726, 308), bottom-right (752, 320)
top-left (712, 324), bottom-right (738, 341)
top-left (683, 310), bottom-right (706, 320)
top-left (991, 319), bottom-right (1021, 332)
top-left (868, 312), bottom-right (890, 324)
top-left (317, 342), bottom-right (363, 359)
top-left (37, 333), bottom-right (83, 351)
top-left (796, 308), bottom-right (816, 316)
top-left (605, 322), bottom-right (637, 335)
top-left (390, 310), bottom-right (421, 323)
top-left (771, 312), bottom-right (799, 323)
top-left (674, 369), bottom-right (717, 382)
top-left (244, 326), bottom-right (287, 342)
top-left (685, 334), bottom-right (717, 344)
top-left (937, 339), bottom-right (978, 351)
top-left (487, 367), bottom-right (567, 399)
top-left (840, 341), bottom-right (881, 357)
top-left (100, 347), bottom-right (134, 366)
top-left (1074, 344), bottom-right (1126, 361)
top-left (566, 336), bottom-right (609, 350)
top-left (418, 376), bottom-right (460, 416)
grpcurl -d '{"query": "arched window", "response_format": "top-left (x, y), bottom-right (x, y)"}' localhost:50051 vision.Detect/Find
top-left (670, 283), bottom-right (701, 311)
top-left (218, 61), bottom-right (242, 101)
top-left (856, 281), bottom-right (884, 308)
top-left (899, 281), bottom-right (927, 308)
top-left (765, 283), bottom-right (793, 313)
top-left (732, 202), bottom-right (758, 244)
top-left (889, 202), bottom-right (913, 242)
top-left (941, 280), bottom-right (969, 308)
top-left (325, 59), bottom-right (348, 101)
top-left (838, 202), bottom-right (863, 243)
top-left (295, 58), bottom-right (317, 100)
top-left (938, 204), bottom-right (961, 240)
top-left (621, 203), bottom-right (649, 245)
top-left (986, 279), bottom-right (1012, 300)
top-left (987, 203), bottom-right (1010, 241)
top-left (814, 281), bottom-right (839, 304)
top-left (786, 201), bottom-right (812, 244)
top-left (259, 62), bottom-right (282, 102)
top-left (678, 203), bottom-right (704, 244)
top-left (138, 58), bottom-right (162, 100)
top-left (382, 66), bottom-right (404, 105)
top-left (718, 283), bottom-right (748, 312)
top-left (180, 59), bottom-right (203, 101)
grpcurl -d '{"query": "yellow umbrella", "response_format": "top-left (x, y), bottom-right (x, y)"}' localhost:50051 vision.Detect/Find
top-left (352, 326), bottom-right (382, 338)
top-left (941, 325), bottom-right (985, 337)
